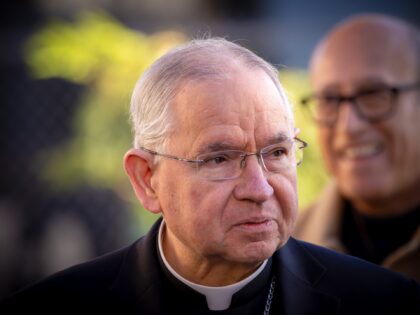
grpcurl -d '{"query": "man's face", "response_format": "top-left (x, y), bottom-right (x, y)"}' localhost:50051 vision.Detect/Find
top-left (153, 68), bottom-right (298, 265)
top-left (311, 30), bottom-right (420, 213)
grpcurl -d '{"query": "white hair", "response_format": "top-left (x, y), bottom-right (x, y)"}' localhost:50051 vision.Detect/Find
top-left (129, 37), bottom-right (294, 151)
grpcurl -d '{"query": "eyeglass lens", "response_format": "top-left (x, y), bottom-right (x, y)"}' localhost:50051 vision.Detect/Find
top-left (196, 141), bottom-right (304, 180)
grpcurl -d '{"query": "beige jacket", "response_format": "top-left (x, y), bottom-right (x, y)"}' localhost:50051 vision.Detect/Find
top-left (293, 181), bottom-right (420, 282)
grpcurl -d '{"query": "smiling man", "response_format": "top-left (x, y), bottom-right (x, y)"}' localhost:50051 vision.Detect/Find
top-left (295, 14), bottom-right (420, 282)
top-left (1, 38), bottom-right (419, 314)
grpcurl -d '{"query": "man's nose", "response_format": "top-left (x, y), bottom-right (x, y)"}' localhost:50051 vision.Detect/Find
top-left (335, 100), bottom-right (368, 133)
top-left (233, 155), bottom-right (274, 203)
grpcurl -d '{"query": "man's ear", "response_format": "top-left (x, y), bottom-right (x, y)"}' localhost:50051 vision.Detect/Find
top-left (124, 148), bottom-right (161, 214)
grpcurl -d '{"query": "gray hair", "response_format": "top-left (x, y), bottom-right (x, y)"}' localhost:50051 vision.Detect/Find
top-left (129, 37), bottom-right (293, 151)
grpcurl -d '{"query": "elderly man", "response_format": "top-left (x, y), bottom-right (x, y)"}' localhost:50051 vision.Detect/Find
top-left (295, 14), bottom-right (420, 282)
top-left (1, 38), bottom-right (419, 314)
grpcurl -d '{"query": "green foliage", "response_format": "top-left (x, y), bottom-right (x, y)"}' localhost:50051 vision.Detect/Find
top-left (26, 11), bottom-right (185, 190)
top-left (25, 11), bottom-right (186, 231)
top-left (25, 12), bottom-right (328, 234)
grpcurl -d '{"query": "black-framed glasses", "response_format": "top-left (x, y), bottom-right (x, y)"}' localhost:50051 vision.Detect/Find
top-left (301, 82), bottom-right (420, 127)
top-left (140, 137), bottom-right (308, 181)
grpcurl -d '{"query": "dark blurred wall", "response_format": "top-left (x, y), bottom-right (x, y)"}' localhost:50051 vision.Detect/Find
top-left (0, 1), bottom-right (135, 299)
top-left (260, 0), bottom-right (420, 67)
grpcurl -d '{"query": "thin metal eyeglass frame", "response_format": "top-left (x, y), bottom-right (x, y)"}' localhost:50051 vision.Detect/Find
top-left (139, 137), bottom-right (308, 171)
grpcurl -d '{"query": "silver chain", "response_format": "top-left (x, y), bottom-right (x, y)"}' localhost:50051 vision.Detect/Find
top-left (263, 277), bottom-right (276, 315)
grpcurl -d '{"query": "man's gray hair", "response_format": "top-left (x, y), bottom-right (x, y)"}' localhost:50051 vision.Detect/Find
top-left (129, 37), bottom-right (293, 151)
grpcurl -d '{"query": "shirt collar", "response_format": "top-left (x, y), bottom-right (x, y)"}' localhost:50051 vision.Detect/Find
top-left (157, 219), bottom-right (268, 310)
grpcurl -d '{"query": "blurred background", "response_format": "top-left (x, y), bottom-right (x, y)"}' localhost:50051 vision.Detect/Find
top-left (1, 0), bottom-right (419, 300)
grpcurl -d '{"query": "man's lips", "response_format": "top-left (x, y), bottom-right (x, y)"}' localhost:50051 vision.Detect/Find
top-left (233, 218), bottom-right (275, 231)
top-left (337, 142), bottom-right (383, 160)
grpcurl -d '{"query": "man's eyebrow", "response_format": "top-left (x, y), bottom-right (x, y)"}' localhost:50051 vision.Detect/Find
top-left (197, 133), bottom-right (292, 154)
top-left (200, 141), bottom-right (239, 153)
top-left (265, 133), bottom-right (291, 146)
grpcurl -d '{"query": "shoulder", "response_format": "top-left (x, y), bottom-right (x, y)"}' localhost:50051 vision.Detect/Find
top-left (295, 238), bottom-right (393, 276)
top-left (1, 218), bottom-right (163, 314)
top-left (36, 244), bottom-right (128, 289)
top-left (294, 238), bottom-right (413, 284)
top-left (288, 238), bottom-right (420, 313)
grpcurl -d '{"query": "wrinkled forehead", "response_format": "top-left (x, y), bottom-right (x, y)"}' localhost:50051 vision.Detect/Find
top-left (169, 68), bottom-right (294, 150)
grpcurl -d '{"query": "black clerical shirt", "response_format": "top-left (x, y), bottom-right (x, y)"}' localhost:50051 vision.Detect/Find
top-left (157, 248), bottom-right (280, 314)
top-left (342, 201), bottom-right (420, 264)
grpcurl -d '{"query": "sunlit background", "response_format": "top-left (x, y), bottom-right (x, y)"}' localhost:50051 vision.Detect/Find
top-left (1, 0), bottom-right (419, 300)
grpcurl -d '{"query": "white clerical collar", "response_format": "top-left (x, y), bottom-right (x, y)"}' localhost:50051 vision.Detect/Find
top-left (158, 219), bottom-right (268, 311)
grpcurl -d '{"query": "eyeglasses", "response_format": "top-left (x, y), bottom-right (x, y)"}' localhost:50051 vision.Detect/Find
top-left (301, 82), bottom-right (420, 127)
top-left (140, 138), bottom-right (308, 181)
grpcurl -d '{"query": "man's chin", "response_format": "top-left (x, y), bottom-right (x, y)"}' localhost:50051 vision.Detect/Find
top-left (233, 241), bottom-right (279, 264)
top-left (341, 182), bottom-right (391, 205)
top-left (339, 172), bottom-right (389, 196)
